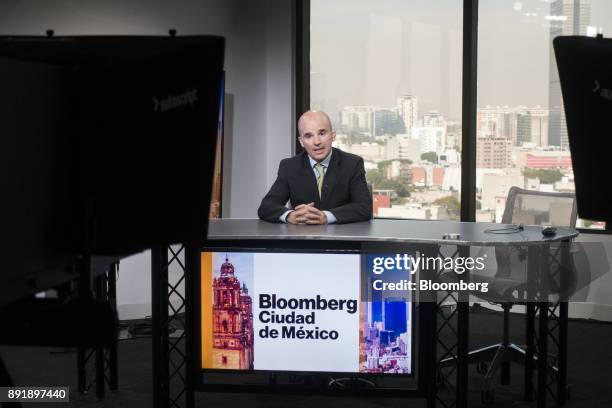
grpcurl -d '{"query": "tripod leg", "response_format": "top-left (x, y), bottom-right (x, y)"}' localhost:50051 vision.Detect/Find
top-left (0, 353), bottom-right (22, 408)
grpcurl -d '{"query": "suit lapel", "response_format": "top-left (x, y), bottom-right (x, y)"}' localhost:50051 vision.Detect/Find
top-left (320, 148), bottom-right (341, 206)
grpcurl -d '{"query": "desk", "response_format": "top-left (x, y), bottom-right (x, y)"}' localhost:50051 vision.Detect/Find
top-left (152, 218), bottom-right (578, 408)
top-left (207, 218), bottom-right (577, 246)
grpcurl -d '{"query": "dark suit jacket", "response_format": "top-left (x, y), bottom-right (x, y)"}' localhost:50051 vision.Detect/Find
top-left (258, 148), bottom-right (372, 224)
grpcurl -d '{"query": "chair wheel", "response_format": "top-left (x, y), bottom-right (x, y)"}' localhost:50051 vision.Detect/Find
top-left (481, 389), bottom-right (495, 405)
top-left (476, 361), bottom-right (488, 374)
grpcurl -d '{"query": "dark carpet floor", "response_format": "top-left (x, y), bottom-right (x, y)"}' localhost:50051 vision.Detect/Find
top-left (2, 306), bottom-right (612, 407)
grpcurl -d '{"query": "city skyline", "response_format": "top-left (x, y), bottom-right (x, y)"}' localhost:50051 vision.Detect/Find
top-left (311, 0), bottom-right (612, 122)
top-left (312, 0), bottom-right (607, 227)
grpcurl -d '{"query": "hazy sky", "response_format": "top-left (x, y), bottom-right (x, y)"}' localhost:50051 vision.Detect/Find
top-left (311, 0), bottom-right (612, 121)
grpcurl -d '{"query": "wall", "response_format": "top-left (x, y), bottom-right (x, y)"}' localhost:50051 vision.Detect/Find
top-left (168, 0), bottom-right (295, 217)
top-left (0, 0), bottom-right (296, 319)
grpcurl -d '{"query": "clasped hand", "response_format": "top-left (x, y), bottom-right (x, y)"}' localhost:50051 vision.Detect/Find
top-left (286, 203), bottom-right (327, 225)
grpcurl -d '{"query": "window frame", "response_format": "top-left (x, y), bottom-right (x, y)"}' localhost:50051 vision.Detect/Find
top-left (296, 0), bottom-right (608, 233)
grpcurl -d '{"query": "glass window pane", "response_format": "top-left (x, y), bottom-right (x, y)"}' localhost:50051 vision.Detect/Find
top-left (477, 0), bottom-right (608, 229)
top-left (310, 0), bottom-right (463, 220)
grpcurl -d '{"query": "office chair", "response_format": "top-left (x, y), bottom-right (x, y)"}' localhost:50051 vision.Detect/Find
top-left (439, 186), bottom-right (578, 404)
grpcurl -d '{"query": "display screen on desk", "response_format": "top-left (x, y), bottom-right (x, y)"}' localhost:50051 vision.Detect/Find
top-left (200, 251), bottom-right (413, 376)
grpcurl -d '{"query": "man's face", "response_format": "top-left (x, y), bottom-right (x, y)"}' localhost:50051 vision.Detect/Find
top-left (298, 112), bottom-right (336, 162)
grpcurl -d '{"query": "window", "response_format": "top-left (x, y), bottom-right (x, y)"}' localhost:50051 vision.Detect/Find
top-left (476, 0), bottom-right (609, 229)
top-left (307, 0), bottom-right (609, 229)
top-left (310, 0), bottom-right (463, 220)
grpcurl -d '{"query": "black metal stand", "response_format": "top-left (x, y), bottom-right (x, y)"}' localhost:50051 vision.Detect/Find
top-left (149, 239), bottom-right (569, 408)
top-left (152, 245), bottom-right (195, 408)
top-left (429, 244), bottom-right (470, 408)
top-left (77, 262), bottom-right (119, 398)
top-left (0, 353), bottom-right (21, 408)
top-left (525, 242), bottom-right (572, 408)
top-left (108, 263), bottom-right (119, 391)
top-left (431, 241), bottom-right (570, 408)
top-left (524, 242), bottom-right (570, 408)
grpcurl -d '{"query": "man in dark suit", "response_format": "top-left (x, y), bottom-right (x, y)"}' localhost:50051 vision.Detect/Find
top-left (258, 110), bottom-right (372, 224)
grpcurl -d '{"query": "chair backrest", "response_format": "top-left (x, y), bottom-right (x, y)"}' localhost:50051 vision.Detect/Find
top-left (501, 186), bottom-right (577, 228)
top-left (493, 187), bottom-right (577, 290)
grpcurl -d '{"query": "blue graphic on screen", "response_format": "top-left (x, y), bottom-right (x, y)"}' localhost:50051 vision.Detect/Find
top-left (361, 254), bottom-right (412, 374)
top-left (371, 301), bottom-right (382, 323)
top-left (384, 298), bottom-right (407, 336)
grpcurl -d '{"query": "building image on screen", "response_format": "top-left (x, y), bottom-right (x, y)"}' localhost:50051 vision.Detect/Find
top-left (360, 255), bottom-right (412, 374)
top-left (361, 298), bottom-right (411, 374)
top-left (210, 254), bottom-right (254, 369)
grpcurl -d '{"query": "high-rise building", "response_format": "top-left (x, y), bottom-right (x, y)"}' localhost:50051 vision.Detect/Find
top-left (530, 108), bottom-right (549, 147)
top-left (423, 110), bottom-right (446, 128)
top-left (477, 106), bottom-right (504, 138)
top-left (397, 94), bottom-right (418, 134)
top-left (340, 105), bottom-right (376, 136)
top-left (446, 120), bottom-right (462, 150)
top-left (374, 108), bottom-right (405, 136)
top-left (516, 112), bottom-right (532, 146)
top-left (411, 126), bottom-right (446, 154)
top-left (370, 300), bottom-right (382, 323)
top-left (549, 0), bottom-right (591, 148)
top-left (478, 106), bottom-right (547, 147)
top-left (394, 134), bottom-right (421, 163)
top-left (503, 110), bottom-right (519, 144)
top-left (476, 136), bottom-right (512, 169)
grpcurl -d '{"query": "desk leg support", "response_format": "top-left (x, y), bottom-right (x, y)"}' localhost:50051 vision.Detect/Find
top-left (524, 302), bottom-right (535, 401)
top-left (76, 265), bottom-right (117, 398)
top-left (423, 302), bottom-right (437, 408)
top-left (430, 244), bottom-right (469, 408)
top-left (557, 301), bottom-right (568, 405)
top-left (456, 301), bottom-right (469, 408)
top-left (456, 246), bottom-right (470, 408)
top-left (184, 245), bottom-right (198, 408)
top-left (76, 257), bottom-right (96, 397)
top-left (95, 346), bottom-right (105, 399)
top-left (537, 302), bottom-right (548, 408)
top-left (152, 244), bottom-right (192, 408)
top-left (556, 241), bottom-right (570, 405)
top-left (152, 246), bottom-right (170, 408)
top-left (537, 242), bottom-right (551, 408)
top-left (524, 245), bottom-right (539, 402)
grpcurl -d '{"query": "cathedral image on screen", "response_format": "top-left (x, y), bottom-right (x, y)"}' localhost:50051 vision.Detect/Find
top-left (211, 256), bottom-right (254, 369)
